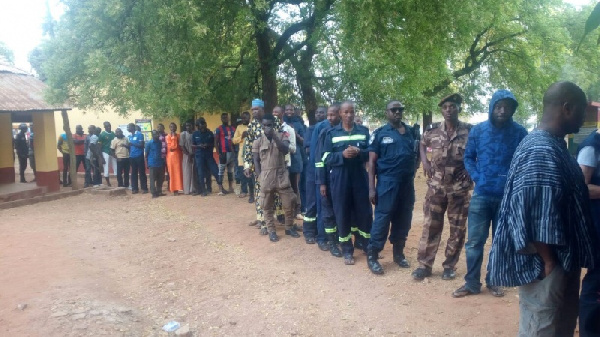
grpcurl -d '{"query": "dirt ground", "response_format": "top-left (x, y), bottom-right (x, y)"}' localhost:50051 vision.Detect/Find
top-left (0, 173), bottom-right (523, 336)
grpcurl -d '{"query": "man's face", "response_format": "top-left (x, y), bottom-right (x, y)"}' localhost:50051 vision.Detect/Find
top-left (441, 102), bottom-right (460, 122)
top-left (251, 106), bottom-right (264, 120)
top-left (386, 101), bottom-right (404, 124)
top-left (94, 127), bottom-right (101, 135)
top-left (198, 121), bottom-right (207, 132)
top-left (355, 116), bottom-right (363, 125)
top-left (185, 122), bottom-right (193, 133)
top-left (221, 114), bottom-right (229, 125)
top-left (76, 125), bottom-right (83, 135)
top-left (327, 107), bottom-right (340, 126)
top-left (152, 130), bottom-right (159, 141)
top-left (564, 101), bottom-right (587, 134)
top-left (158, 124), bottom-right (165, 133)
top-left (492, 99), bottom-right (516, 126)
top-left (340, 103), bottom-right (355, 125)
top-left (115, 128), bottom-right (123, 138)
top-left (315, 107), bottom-right (327, 122)
top-left (272, 107), bottom-right (283, 120)
top-left (241, 113), bottom-right (250, 125)
top-left (169, 123), bottom-right (177, 133)
top-left (262, 119), bottom-right (274, 137)
top-left (19, 124), bottom-right (27, 133)
top-left (103, 122), bottom-right (111, 133)
top-left (89, 125), bottom-right (96, 134)
top-left (285, 105), bottom-right (295, 117)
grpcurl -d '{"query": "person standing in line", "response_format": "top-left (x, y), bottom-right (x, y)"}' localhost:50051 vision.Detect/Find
top-left (285, 104), bottom-right (306, 219)
top-left (83, 125), bottom-right (96, 187)
top-left (488, 81), bottom-right (597, 336)
top-left (412, 93), bottom-right (472, 281)
top-left (57, 132), bottom-right (72, 186)
top-left (73, 125), bottom-right (86, 173)
top-left (215, 113), bottom-right (236, 194)
top-left (252, 113), bottom-right (300, 242)
top-left (14, 123), bottom-right (29, 183)
top-left (146, 130), bottom-right (166, 198)
top-left (452, 89), bottom-right (527, 298)
top-left (366, 100), bottom-right (417, 275)
top-left (127, 123), bottom-right (148, 194)
top-left (577, 128), bottom-right (600, 336)
top-left (166, 122), bottom-right (183, 195)
top-left (233, 111), bottom-right (253, 201)
top-left (192, 117), bottom-right (223, 196)
top-left (110, 128), bottom-right (130, 187)
top-left (301, 105), bottom-right (327, 245)
top-left (88, 126), bottom-right (104, 187)
top-left (179, 121), bottom-right (197, 195)
top-left (99, 121), bottom-right (117, 187)
top-left (321, 101), bottom-right (372, 265)
top-left (157, 123), bottom-right (168, 192)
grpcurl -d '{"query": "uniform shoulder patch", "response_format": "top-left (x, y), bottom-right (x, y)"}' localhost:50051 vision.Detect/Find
top-left (381, 136), bottom-right (394, 144)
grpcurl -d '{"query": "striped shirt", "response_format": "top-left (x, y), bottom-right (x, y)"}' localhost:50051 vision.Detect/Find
top-left (488, 129), bottom-right (597, 287)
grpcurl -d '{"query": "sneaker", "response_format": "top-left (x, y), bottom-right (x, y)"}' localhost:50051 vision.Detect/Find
top-left (442, 268), bottom-right (456, 280)
top-left (329, 242), bottom-right (342, 257)
top-left (248, 196), bottom-right (255, 203)
top-left (452, 285), bottom-right (480, 298)
top-left (269, 232), bottom-right (279, 242)
top-left (411, 267), bottom-right (432, 281)
top-left (487, 285), bottom-right (505, 297)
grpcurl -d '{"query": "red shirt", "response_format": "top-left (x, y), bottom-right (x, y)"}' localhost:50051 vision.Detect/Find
top-left (73, 133), bottom-right (86, 156)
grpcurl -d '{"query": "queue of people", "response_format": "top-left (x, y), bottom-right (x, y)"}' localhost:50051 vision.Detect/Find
top-left (47, 80), bottom-right (600, 336)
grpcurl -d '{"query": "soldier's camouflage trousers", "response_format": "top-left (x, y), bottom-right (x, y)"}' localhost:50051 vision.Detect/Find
top-left (417, 185), bottom-right (471, 270)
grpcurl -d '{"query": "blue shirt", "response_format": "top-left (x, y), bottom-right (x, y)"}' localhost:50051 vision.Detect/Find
top-left (465, 90), bottom-right (527, 197)
top-left (192, 130), bottom-right (214, 156)
top-left (488, 130), bottom-right (597, 287)
top-left (128, 131), bottom-right (145, 158)
top-left (322, 123), bottom-right (370, 168)
top-left (369, 122), bottom-right (415, 180)
top-left (145, 139), bottom-right (165, 168)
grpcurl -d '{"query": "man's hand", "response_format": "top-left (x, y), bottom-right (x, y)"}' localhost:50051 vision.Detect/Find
top-left (342, 146), bottom-right (360, 158)
top-left (369, 188), bottom-right (377, 205)
top-left (320, 184), bottom-right (327, 197)
top-left (543, 260), bottom-right (556, 278)
top-left (244, 168), bottom-right (251, 178)
top-left (422, 161), bottom-right (432, 178)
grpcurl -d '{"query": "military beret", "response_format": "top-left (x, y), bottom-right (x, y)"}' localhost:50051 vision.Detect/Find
top-left (438, 93), bottom-right (463, 107)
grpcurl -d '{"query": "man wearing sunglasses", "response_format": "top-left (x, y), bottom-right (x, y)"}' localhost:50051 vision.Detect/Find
top-left (366, 100), bottom-right (418, 274)
top-left (412, 93), bottom-right (473, 281)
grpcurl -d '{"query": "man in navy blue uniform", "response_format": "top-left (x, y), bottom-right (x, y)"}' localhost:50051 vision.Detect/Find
top-left (322, 101), bottom-right (372, 265)
top-left (302, 106), bottom-right (327, 245)
top-left (192, 117), bottom-right (222, 196)
top-left (366, 100), bottom-right (417, 274)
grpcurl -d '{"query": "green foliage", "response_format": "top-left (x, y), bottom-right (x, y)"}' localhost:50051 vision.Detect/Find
top-left (0, 41), bottom-right (15, 64)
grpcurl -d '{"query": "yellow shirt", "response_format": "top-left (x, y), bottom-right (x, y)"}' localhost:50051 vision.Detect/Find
top-left (233, 124), bottom-right (249, 165)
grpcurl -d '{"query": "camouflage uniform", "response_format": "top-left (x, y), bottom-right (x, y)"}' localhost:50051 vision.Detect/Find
top-left (418, 121), bottom-right (473, 270)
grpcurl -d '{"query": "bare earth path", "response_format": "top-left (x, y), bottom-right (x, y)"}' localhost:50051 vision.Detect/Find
top-left (0, 175), bottom-right (520, 336)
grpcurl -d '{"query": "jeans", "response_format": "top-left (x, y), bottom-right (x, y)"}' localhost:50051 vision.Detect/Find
top-left (116, 158), bottom-right (130, 187)
top-left (130, 155), bottom-right (148, 192)
top-left (75, 155), bottom-right (85, 173)
top-left (195, 154), bottom-right (220, 194)
top-left (464, 193), bottom-right (501, 292)
top-left (149, 166), bottom-right (165, 196)
top-left (85, 157), bottom-right (102, 185)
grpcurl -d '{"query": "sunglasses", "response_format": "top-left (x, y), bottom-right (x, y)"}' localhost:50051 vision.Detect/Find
top-left (389, 107), bottom-right (404, 113)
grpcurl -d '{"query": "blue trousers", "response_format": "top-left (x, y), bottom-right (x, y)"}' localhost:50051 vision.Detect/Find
top-left (303, 172), bottom-right (318, 239)
top-left (195, 154), bottom-right (220, 194)
top-left (329, 166), bottom-right (372, 255)
top-left (464, 193), bottom-right (501, 292)
top-left (580, 268), bottom-right (600, 336)
top-left (368, 177), bottom-right (415, 253)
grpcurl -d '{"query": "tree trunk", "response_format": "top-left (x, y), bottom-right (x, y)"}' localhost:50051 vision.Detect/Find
top-left (423, 110), bottom-right (433, 129)
top-left (255, 27), bottom-right (278, 114)
top-left (61, 110), bottom-right (79, 190)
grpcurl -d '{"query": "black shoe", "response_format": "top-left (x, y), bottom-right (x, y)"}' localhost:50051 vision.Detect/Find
top-left (411, 267), bottom-right (432, 281)
top-left (152, 194), bottom-right (158, 198)
top-left (269, 232), bottom-right (279, 242)
top-left (248, 196), bottom-right (255, 203)
top-left (367, 250), bottom-right (384, 275)
top-left (442, 268), bottom-right (456, 280)
top-left (317, 241), bottom-right (329, 251)
top-left (259, 226), bottom-right (268, 235)
top-left (131, 190), bottom-right (139, 194)
top-left (305, 237), bottom-right (316, 244)
top-left (354, 239), bottom-right (365, 251)
top-left (329, 242), bottom-right (342, 257)
top-left (141, 190), bottom-right (149, 194)
top-left (344, 254), bottom-right (355, 265)
top-left (285, 229), bottom-right (300, 238)
top-left (393, 244), bottom-right (410, 268)
top-left (293, 223), bottom-right (302, 231)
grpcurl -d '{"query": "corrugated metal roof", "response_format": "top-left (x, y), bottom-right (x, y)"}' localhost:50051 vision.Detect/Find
top-left (0, 59), bottom-right (71, 112)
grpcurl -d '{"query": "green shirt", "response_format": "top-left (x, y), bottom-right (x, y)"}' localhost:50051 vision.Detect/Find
top-left (99, 131), bottom-right (116, 154)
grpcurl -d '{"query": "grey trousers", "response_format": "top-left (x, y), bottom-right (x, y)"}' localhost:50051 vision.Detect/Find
top-left (518, 265), bottom-right (581, 337)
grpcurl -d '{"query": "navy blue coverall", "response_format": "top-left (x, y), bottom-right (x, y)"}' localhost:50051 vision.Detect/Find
top-left (315, 122), bottom-right (339, 243)
top-left (192, 129), bottom-right (221, 194)
top-left (367, 123), bottom-right (416, 254)
top-left (322, 123), bottom-right (372, 256)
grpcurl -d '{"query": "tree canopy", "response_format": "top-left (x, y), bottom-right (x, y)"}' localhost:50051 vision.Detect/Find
top-left (0, 41), bottom-right (15, 64)
top-left (39, 0), bottom-right (600, 123)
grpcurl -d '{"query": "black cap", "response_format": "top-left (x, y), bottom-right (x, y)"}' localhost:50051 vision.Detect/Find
top-left (438, 93), bottom-right (463, 107)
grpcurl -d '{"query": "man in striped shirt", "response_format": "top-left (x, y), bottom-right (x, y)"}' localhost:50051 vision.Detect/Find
top-left (488, 81), bottom-right (598, 336)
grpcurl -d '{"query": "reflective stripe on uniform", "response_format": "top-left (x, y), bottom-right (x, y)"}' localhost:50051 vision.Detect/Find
top-left (303, 216), bottom-right (316, 222)
top-left (315, 162), bottom-right (324, 168)
top-left (339, 233), bottom-right (352, 242)
top-left (357, 229), bottom-right (370, 239)
top-left (325, 227), bottom-right (337, 233)
top-left (351, 227), bottom-right (358, 232)
top-left (331, 134), bottom-right (367, 143)
top-left (322, 152), bottom-right (330, 161)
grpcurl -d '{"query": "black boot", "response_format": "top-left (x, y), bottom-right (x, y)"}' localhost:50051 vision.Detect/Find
top-left (328, 241), bottom-right (342, 257)
top-left (393, 242), bottom-right (410, 268)
top-left (367, 249), bottom-right (384, 275)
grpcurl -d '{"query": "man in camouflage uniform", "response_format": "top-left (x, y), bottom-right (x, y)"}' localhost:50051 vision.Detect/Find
top-left (412, 93), bottom-right (473, 281)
